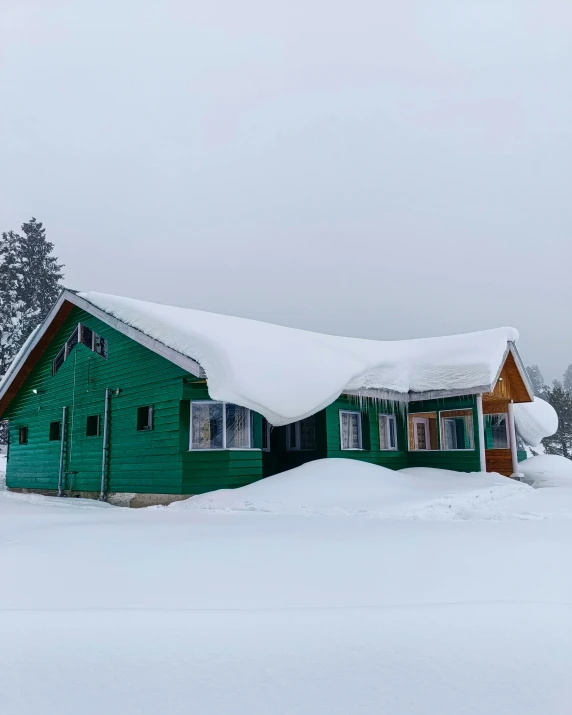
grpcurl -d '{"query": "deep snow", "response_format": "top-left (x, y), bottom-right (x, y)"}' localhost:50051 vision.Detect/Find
top-left (74, 291), bottom-right (521, 425)
top-left (514, 397), bottom-right (558, 447)
top-left (519, 454), bottom-right (572, 488)
top-left (1, 459), bottom-right (572, 715)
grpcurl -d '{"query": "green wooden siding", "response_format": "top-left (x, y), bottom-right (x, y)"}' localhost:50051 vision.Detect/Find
top-left (3, 307), bottom-right (189, 493)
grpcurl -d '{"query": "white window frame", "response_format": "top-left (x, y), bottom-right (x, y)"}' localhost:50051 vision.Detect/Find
top-left (339, 410), bottom-right (363, 450)
top-left (378, 414), bottom-right (398, 451)
top-left (286, 418), bottom-right (316, 451)
top-left (438, 410), bottom-right (475, 452)
top-left (189, 401), bottom-right (254, 451)
top-left (412, 416), bottom-right (431, 450)
top-left (485, 412), bottom-right (510, 450)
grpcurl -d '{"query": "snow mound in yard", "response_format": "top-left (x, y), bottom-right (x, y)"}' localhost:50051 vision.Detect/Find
top-left (79, 291), bottom-right (518, 426)
top-left (514, 397), bottom-right (558, 447)
top-left (170, 459), bottom-right (532, 519)
top-left (518, 455), bottom-right (572, 488)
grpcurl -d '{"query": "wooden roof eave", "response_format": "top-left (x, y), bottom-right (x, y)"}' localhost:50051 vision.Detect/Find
top-left (0, 290), bottom-right (204, 418)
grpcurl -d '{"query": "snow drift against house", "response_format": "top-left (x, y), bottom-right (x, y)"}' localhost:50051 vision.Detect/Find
top-left (514, 397), bottom-right (558, 447)
top-left (79, 292), bottom-right (519, 426)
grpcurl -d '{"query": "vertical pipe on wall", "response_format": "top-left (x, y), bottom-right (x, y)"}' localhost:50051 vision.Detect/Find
top-left (476, 394), bottom-right (486, 472)
top-left (57, 405), bottom-right (68, 497)
top-left (507, 400), bottom-right (519, 476)
top-left (99, 388), bottom-right (111, 501)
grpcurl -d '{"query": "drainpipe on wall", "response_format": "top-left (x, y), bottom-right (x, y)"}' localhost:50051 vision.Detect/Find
top-left (99, 388), bottom-right (111, 501)
top-left (507, 400), bottom-right (519, 476)
top-left (57, 405), bottom-right (68, 497)
top-left (476, 394), bottom-right (486, 472)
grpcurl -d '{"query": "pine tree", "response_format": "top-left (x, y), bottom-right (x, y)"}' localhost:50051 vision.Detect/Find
top-left (542, 383), bottom-right (572, 458)
top-left (17, 218), bottom-right (64, 339)
top-left (526, 365), bottom-right (548, 398)
top-left (563, 365), bottom-right (572, 394)
top-left (0, 219), bottom-right (64, 443)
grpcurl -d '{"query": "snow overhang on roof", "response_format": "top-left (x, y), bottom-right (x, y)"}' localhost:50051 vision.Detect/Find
top-left (0, 290), bottom-right (533, 426)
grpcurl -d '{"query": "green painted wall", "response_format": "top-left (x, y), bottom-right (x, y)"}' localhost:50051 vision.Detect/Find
top-left (3, 307), bottom-right (189, 493)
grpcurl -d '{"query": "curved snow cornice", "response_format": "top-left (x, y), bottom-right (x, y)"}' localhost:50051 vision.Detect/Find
top-left (74, 291), bottom-right (522, 426)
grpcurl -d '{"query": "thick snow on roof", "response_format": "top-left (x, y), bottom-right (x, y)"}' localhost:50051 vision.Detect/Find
top-left (514, 397), bottom-right (558, 447)
top-left (79, 291), bottom-right (520, 426)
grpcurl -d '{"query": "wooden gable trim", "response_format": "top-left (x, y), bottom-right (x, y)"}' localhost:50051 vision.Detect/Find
top-left (483, 348), bottom-right (533, 404)
top-left (0, 290), bottom-right (203, 418)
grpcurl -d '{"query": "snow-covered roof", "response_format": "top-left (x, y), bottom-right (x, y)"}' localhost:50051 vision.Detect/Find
top-left (514, 397), bottom-right (558, 448)
top-left (0, 290), bottom-right (532, 426)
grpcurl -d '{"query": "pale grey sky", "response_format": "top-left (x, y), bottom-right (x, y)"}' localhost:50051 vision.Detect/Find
top-left (1, 1), bottom-right (571, 381)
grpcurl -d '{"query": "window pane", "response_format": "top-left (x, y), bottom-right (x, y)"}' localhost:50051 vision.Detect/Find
top-left (416, 421), bottom-right (428, 449)
top-left (388, 417), bottom-right (397, 449)
top-left (192, 403), bottom-right (223, 449)
top-left (286, 423), bottom-right (296, 450)
top-left (94, 334), bottom-right (107, 359)
top-left (341, 412), bottom-right (360, 449)
top-left (137, 406), bottom-right (153, 431)
top-left (81, 325), bottom-right (94, 349)
top-left (66, 327), bottom-right (78, 354)
top-left (485, 414), bottom-right (509, 449)
top-left (226, 404), bottom-right (251, 448)
top-left (299, 417), bottom-right (315, 450)
top-left (49, 421), bottom-right (61, 441)
top-left (53, 346), bottom-right (65, 375)
top-left (86, 415), bottom-right (100, 437)
top-left (379, 415), bottom-right (388, 449)
top-left (262, 418), bottom-right (270, 451)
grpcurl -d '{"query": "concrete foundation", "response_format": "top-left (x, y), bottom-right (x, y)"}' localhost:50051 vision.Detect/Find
top-left (8, 488), bottom-right (191, 508)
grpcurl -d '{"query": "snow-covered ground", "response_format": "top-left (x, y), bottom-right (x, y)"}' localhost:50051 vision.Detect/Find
top-left (1, 459), bottom-right (572, 715)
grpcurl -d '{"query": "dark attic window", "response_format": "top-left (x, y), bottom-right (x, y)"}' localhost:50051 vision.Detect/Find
top-left (53, 323), bottom-right (108, 376)
top-left (49, 421), bottom-right (61, 441)
top-left (137, 406), bottom-right (153, 431)
top-left (86, 414), bottom-right (101, 437)
top-left (18, 426), bottom-right (28, 445)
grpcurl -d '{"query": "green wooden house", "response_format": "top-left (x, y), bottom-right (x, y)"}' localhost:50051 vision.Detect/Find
top-left (0, 290), bottom-right (533, 506)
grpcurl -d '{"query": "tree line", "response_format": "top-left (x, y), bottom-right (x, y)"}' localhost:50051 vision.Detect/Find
top-left (0, 218), bottom-right (64, 442)
top-left (525, 365), bottom-right (572, 458)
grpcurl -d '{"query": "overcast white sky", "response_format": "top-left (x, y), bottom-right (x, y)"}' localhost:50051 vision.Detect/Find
top-left (1, 1), bottom-right (571, 381)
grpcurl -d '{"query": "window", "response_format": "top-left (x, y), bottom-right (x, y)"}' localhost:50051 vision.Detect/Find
top-left (379, 414), bottom-right (397, 450)
top-left (190, 402), bottom-right (252, 450)
top-left (86, 414), bottom-right (101, 437)
top-left (262, 418), bottom-right (271, 452)
top-left (81, 324), bottom-right (94, 350)
top-left (137, 406), bottom-right (153, 431)
top-left (484, 413), bottom-right (509, 449)
top-left (49, 421), bottom-right (61, 441)
top-left (408, 412), bottom-right (438, 450)
top-left (52, 323), bottom-right (107, 375)
top-left (18, 426), bottom-right (28, 445)
top-left (94, 333), bottom-right (107, 359)
top-left (440, 410), bottom-right (474, 450)
top-left (340, 411), bottom-right (362, 450)
top-left (286, 416), bottom-right (316, 451)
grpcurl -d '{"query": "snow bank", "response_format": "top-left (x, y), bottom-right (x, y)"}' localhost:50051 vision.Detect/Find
top-left (518, 454), bottom-right (572, 488)
top-left (514, 397), bottom-right (558, 447)
top-left (169, 458), bottom-right (531, 519)
top-left (78, 291), bottom-right (519, 425)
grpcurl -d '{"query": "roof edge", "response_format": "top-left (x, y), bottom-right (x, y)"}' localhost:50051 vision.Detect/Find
top-left (0, 290), bottom-right (203, 416)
